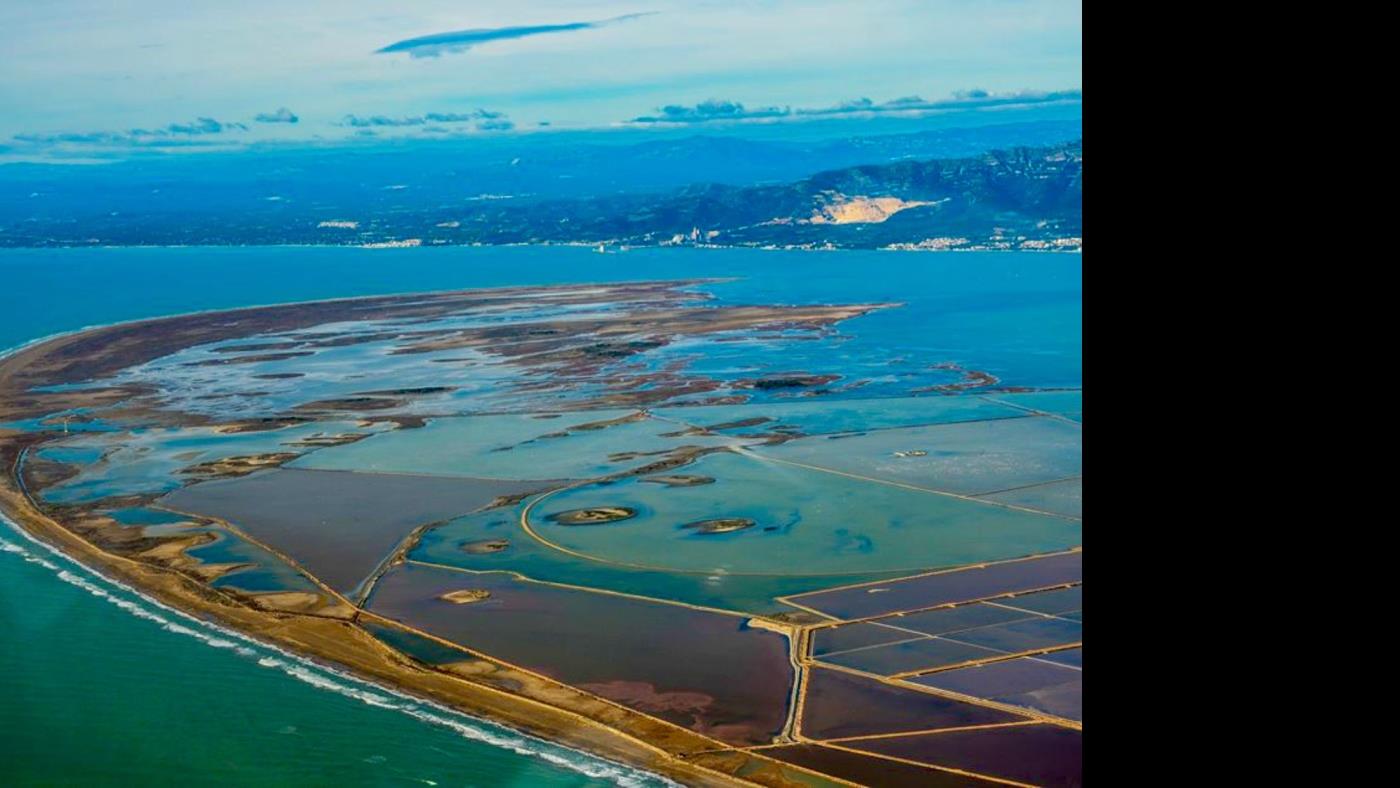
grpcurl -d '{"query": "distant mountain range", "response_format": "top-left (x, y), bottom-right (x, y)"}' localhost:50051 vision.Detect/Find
top-left (431, 141), bottom-right (1082, 251)
top-left (0, 137), bottom-right (1081, 250)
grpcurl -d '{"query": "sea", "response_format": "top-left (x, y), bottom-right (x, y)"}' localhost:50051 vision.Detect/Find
top-left (0, 245), bottom-right (1081, 786)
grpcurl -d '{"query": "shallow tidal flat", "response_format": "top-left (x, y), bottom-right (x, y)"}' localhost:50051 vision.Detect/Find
top-left (1, 264), bottom-right (1082, 788)
top-left (292, 410), bottom-right (744, 480)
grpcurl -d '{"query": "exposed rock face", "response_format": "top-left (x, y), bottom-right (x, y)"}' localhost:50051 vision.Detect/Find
top-left (806, 195), bottom-right (933, 224)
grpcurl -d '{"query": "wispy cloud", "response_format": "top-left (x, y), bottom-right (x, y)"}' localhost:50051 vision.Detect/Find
top-left (157, 117), bottom-right (246, 135)
top-left (11, 116), bottom-right (250, 148)
top-left (629, 89), bottom-right (1082, 126)
top-left (339, 115), bottom-right (426, 128)
top-left (631, 99), bottom-right (789, 124)
top-left (254, 107), bottom-right (299, 124)
top-left (376, 13), bottom-right (654, 58)
top-left (337, 109), bottom-right (512, 132)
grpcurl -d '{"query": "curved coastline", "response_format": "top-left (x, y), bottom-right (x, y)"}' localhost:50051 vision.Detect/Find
top-left (0, 310), bottom-right (825, 788)
top-left (0, 513), bottom-right (671, 788)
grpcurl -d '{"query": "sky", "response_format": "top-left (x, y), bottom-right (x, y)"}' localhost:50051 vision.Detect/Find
top-left (0, 1), bottom-right (1081, 159)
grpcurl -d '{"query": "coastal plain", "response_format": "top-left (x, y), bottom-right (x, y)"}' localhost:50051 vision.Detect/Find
top-left (1, 276), bottom-right (1081, 787)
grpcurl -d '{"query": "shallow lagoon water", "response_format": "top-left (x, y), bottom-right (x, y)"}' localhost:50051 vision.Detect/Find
top-left (654, 394), bottom-right (1025, 436)
top-left (295, 411), bottom-right (743, 480)
top-left (409, 504), bottom-right (904, 614)
top-left (1, 245), bottom-right (1080, 784)
top-left (37, 420), bottom-right (380, 505)
top-left (755, 415), bottom-right (1083, 499)
top-left (531, 451), bottom-right (1081, 576)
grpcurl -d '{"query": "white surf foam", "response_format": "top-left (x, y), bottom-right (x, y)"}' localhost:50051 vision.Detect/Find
top-left (1, 517), bottom-right (676, 787)
top-left (2, 331), bottom-right (675, 787)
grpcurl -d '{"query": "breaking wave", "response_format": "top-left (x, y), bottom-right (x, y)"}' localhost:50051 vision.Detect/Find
top-left (1, 516), bottom-right (675, 787)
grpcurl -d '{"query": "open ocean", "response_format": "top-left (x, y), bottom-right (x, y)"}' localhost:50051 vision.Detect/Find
top-left (0, 246), bottom-right (1080, 786)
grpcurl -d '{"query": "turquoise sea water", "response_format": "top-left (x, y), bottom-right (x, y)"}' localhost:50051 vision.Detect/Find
top-left (0, 246), bottom-right (1080, 785)
top-left (0, 530), bottom-right (665, 787)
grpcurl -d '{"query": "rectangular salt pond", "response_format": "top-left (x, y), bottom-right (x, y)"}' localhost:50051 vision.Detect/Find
top-left (1039, 647), bottom-right (1083, 668)
top-left (810, 622), bottom-right (922, 657)
top-left (883, 602), bottom-right (1033, 636)
top-left (977, 477), bottom-right (1082, 519)
top-left (757, 744), bottom-right (976, 788)
top-left (787, 551), bottom-right (1082, 620)
top-left (907, 655), bottom-right (1083, 720)
top-left (845, 724), bottom-right (1082, 787)
top-left (813, 588), bottom-right (1083, 674)
top-left (987, 390), bottom-right (1083, 422)
top-left (941, 617), bottom-right (1082, 653)
top-left (799, 666), bottom-right (1019, 740)
top-left (292, 411), bottom-right (742, 480)
top-left (995, 585), bottom-right (1082, 616)
top-left (754, 415), bottom-right (1082, 498)
top-left (818, 637), bottom-right (1005, 675)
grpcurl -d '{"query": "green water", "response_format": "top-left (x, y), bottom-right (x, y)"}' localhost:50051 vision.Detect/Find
top-left (0, 528), bottom-right (669, 786)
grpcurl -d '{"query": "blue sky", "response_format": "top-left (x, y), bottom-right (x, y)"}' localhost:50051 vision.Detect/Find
top-left (0, 1), bottom-right (1080, 158)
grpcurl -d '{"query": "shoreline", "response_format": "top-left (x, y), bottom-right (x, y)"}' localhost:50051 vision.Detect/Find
top-left (0, 513), bottom-right (672, 787)
top-left (0, 242), bottom-right (1080, 253)
top-left (0, 317), bottom-right (845, 788)
top-left (0, 439), bottom-right (773, 787)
